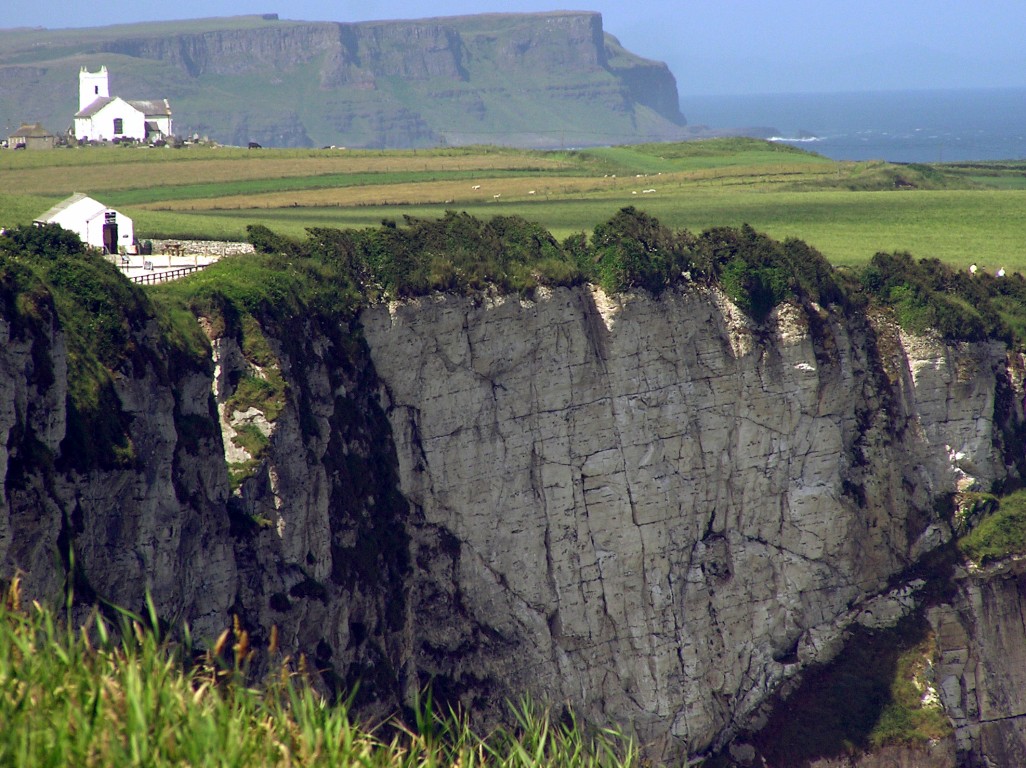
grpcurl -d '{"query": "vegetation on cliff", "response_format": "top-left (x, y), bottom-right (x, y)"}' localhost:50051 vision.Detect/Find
top-left (736, 614), bottom-right (951, 766)
top-left (191, 208), bottom-right (849, 320)
top-left (958, 489), bottom-right (1026, 564)
top-left (0, 223), bottom-right (209, 469)
top-left (157, 207), bottom-right (1026, 346)
top-left (859, 250), bottom-right (1026, 343)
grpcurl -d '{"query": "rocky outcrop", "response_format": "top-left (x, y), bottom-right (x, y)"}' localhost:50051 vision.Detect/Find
top-left (0, 13), bottom-right (688, 148)
top-left (0, 288), bottom-right (236, 641)
top-left (213, 317), bottom-right (416, 711)
top-left (359, 287), bottom-right (1021, 759)
top-left (930, 558), bottom-right (1026, 766)
top-left (3, 280), bottom-right (1026, 763)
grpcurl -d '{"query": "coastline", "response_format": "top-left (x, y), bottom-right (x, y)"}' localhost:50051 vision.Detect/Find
top-left (680, 87), bottom-right (1026, 163)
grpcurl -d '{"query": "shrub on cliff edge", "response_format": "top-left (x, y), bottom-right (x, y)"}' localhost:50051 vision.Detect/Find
top-left (0, 224), bottom-right (195, 469)
top-left (860, 251), bottom-right (1008, 343)
top-left (589, 206), bottom-right (694, 294)
top-left (694, 224), bottom-right (845, 322)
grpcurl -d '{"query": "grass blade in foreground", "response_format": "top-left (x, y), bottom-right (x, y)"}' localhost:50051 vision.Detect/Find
top-left (0, 579), bottom-right (636, 767)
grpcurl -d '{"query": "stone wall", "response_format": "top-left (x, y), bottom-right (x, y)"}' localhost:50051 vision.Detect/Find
top-left (146, 239), bottom-right (254, 257)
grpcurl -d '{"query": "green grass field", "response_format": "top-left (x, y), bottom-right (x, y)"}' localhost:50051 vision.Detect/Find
top-left (2, 139), bottom-right (1025, 271)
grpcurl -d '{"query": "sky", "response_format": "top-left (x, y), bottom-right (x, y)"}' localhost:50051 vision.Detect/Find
top-left (7, 1), bottom-right (1026, 95)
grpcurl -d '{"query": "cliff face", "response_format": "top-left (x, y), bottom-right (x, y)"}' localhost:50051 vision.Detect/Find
top-left (359, 288), bottom-right (1018, 758)
top-left (0, 289), bottom-right (236, 640)
top-left (930, 560), bottom-right (1026, 766)
top-left (2, 282), bottom-right (1026, 763)
top-left (0, 13), bottom-right (688, 148)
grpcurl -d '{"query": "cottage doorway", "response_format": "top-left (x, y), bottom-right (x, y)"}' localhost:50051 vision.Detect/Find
top-left (102, 220), bottom-right (118, 254)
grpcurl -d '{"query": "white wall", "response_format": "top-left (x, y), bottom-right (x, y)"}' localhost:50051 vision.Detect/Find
top-left (79, 66), bottom-right (109, 112)
top-left (46, 198), bottom-right (134, 252)
top-left (75, 98), bottom-right (146, 142)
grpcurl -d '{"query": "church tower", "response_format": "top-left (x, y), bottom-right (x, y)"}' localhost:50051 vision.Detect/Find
top-left (79, 66), bottom-right (109, 112)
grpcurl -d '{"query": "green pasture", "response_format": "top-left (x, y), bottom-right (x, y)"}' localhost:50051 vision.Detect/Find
top-left (938, 162), bottom-right (1026, 190)
top-left (2, 139), bottom-right (1025, 271)
top-left (583, 138), bottom-right (834, 173)
top-left (122, 188), bottom-right (1026, 272)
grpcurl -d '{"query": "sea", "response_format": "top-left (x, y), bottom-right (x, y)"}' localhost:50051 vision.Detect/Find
top-left (680, 88), bottom-right (1026, 164)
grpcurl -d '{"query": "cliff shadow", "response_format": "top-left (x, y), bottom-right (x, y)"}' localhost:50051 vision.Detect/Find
top-left (722, 612), bottom-right (947, 767)
top-left (574, 288), bottom-right (613, 369)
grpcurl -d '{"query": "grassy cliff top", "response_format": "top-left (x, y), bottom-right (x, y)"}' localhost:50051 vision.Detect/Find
top-left (0, 16), bottom-right (298, 71)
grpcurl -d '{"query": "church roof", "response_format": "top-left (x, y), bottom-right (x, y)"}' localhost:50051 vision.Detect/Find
top-left (128, 99), bottom-right (172, 117)
top-left (75, 96), bottom-right (114, 118)
top-left (75, 97), bottom-right (171, 119)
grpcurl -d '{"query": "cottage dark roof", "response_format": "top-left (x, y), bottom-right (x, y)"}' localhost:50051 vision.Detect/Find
top-left (10, 122), bottom-right (53, 138)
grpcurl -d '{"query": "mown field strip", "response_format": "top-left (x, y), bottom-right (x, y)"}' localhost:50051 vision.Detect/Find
top-left (137, 175), bottom-right (642, 210)
top-left (132, 163), bottom-right (844, 211)
top-left (0, 149), bottom-right (575, 196)
top-left (102, 169), bottom-right (589, 206)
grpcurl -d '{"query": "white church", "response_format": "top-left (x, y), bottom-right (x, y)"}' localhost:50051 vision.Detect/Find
top-left (73, 66), bottom-right (173, 143)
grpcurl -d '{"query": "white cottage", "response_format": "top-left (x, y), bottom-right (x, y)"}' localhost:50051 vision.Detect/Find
top-left (73, 66), bottom-right (173, 143)
top-left (35, 193), bottom-right (135, 254)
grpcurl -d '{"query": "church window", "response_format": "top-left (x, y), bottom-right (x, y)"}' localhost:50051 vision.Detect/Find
top-left (113, 118), bottom-right (123, 134)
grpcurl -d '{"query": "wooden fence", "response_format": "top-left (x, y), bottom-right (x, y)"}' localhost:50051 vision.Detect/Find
top-left (128, 265), bottom-right (204, 285)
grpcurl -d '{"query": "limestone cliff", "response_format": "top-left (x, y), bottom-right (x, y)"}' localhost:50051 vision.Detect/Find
top-left (359, 288), bottom-right (1021, 760)
top-left (930, 559), bottom-right (1026, 766)
top-left (2, 280), bottom-right (1026, 764)
top-left (0, 13), bottom-right (688, 148)
top-left (0, 282), bottom-right (235, 640)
